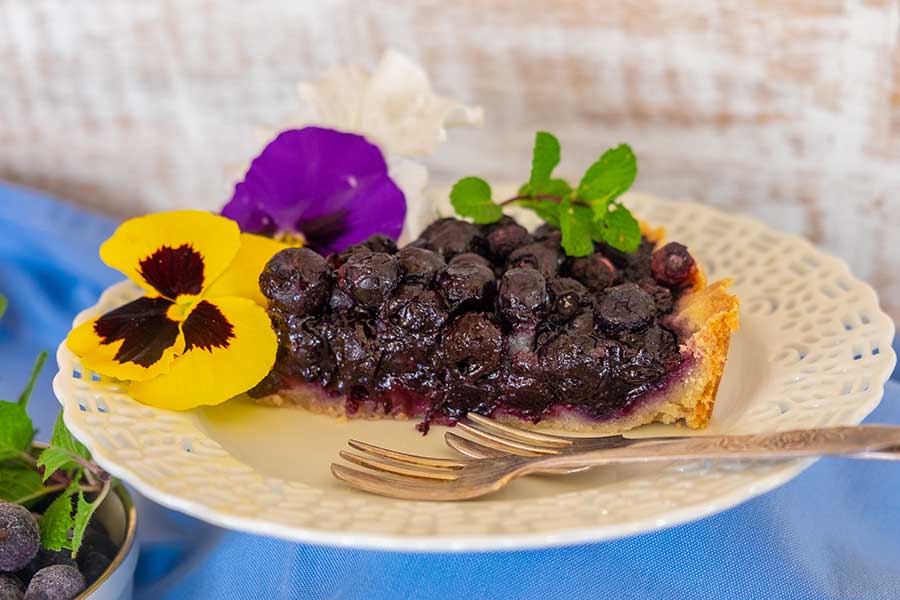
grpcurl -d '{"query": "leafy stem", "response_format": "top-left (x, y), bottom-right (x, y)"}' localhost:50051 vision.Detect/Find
top-left (450, 131), bottom-right (641, 256)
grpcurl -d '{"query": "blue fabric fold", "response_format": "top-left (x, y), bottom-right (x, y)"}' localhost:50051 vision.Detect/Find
top-left (1, 182), bottom-right (897, 600)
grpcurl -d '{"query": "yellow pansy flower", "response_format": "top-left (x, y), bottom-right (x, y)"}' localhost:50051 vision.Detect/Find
top-left (67, 210), bottom-right (286, 410)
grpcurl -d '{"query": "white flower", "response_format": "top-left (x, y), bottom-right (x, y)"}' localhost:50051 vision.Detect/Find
top-left (287, 49), bottom-right (483, 158)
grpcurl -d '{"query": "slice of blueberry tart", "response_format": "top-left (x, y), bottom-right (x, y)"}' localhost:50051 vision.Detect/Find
top-left (249, 214), bottom-right (739, 433)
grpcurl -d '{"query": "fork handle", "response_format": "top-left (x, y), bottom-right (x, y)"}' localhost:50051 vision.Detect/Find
top-left (530, 425), bottom-right (900, 471)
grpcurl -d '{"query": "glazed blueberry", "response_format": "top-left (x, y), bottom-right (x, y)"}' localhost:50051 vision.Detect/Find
top-left (640, 281), bottom-right (675, 314)
top-left (23, 565), bottom-right (84, 600)
top-left (596, 283), bottom-right (656, 334)
top-left (0, 502), bottom-right (39, 573)
top-left (498, 267), bottom-right (548, 324)
top-left (449, 253), bottom-right (492, 268)
top-left (380, 284), bottom-right (448, 333)
top-left (0, 575), bottom-right (23, 600)
top-left (395, 247), bottom-right (445, 284)
top-left (323, 320), bottom-right (379, 394)
top-left (338, 252), bottom-right (400, 309)
top-left (442, 381), bottom-right (497, 419)
top-left (260, 248), bottom-right (331, 315)
top-left (327, 243), bottom-right (371, 270)
top-left (437, 261), bottom-right (495, 311)
top-left (651, 242), bottom-right (696, 287)
top-left (566, 254), bottom-right (618, 294)
top-left (442, 313), bottom-right (503, 381)
top-left (484, 216), bottom-right (529, 258)
top-left (547, 277), bottom-right (590, 322)
top-left (417, 218), bottom-right (484, 258)
top-left (360, 234), bottom-right (398, 255)
top-left (539, 333), bottom-right (607, 402)
top-left (531, 223), bottom-right (562, 245)
top-left (281, 315), bottom-right (329, 381)
top-left (508, 243), bottom-right (561, 279)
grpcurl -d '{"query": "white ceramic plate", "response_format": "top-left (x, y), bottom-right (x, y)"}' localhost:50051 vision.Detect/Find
top-left (53, 193), bottom-right (897, 551)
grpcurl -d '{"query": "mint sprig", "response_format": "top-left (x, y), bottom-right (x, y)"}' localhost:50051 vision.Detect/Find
top-left (450, 131), bottom-right (641, 256)
top-left (0, 299), bottom-right (114, 557)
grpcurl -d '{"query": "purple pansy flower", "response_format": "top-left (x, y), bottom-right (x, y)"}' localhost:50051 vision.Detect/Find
top-left (222, 126), bottom-right (406, 255)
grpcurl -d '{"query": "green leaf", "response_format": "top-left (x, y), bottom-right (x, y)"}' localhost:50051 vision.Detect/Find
top-left (40, 483), bottom-right (78, 551)
top-left (596, 204), bottom-right (642, 253)
top-left (69, 482), bottom-right (109, 557)
top-left (536, 178), bottom-right (573, 198)
top-left (516, 199), bottom-right (561, 227)
top-left (37, 447), bottom-right (81, 482)
top-left (0, 401), bottom-right (34, 460)
top-left (50, 412), bottom-right (91, 461)
top-left (559, 199), bottom-right (595, 257)
top-left (37, 413), bottom-right (91, 482)
top-left (0, 295), bottom-right (6, 319)
top-left (529, 131), bottom-right (561, 189)
top-left (0, 466), bottom-right (44, 504)
top-left (18, 351), bottom-right (48, 408)
top-left (579, 144), bottom-right (637, 203)
top-left (450, 177), bottom-right (502, 224)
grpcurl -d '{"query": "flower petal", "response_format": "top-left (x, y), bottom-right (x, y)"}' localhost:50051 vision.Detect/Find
top-left (66, 296), bottom-right (184, 381)
top-left (100, 211), bottom-right (241, 300)
top-left (128, 297), bottom-right (277, 410)
top-left (222, 127), bottom-right (406, 254)
top-left (205, 233), bottom-right (289, 306)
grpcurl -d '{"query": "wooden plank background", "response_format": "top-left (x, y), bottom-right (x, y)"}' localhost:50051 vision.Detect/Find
top-left (1, 0), bottom-right (898, 322)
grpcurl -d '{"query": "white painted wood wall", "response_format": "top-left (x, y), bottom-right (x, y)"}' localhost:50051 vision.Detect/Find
top-left (1, 1), bottom-right (898, 322)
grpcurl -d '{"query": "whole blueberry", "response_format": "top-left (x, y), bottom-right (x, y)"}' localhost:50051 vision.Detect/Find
top-left (338, 252), bottom-right (400, 309)
top-left (651, 242), bottom-right (696, 287)
top-left (76, 550), bottom-right (110, 586)
top-left (0, 575), bottom-right (23, 600)
top-left (449, 253), bottom-right (492, 268)
top-left (395, 247), bottom-right (446, 284)
top-left (547, 277), bottom-right (590, 322)
top-left (23, 565), bottom-right (84, 600)
top-left (640, 280), bottom-right (675, 314)
top-left (539, 333), bottom-right (608, 402)
top-left (531, 224), bottom-right (562, 245)
top-left (442, 313), bottom-right (504, 381)
top-left (380, 284), bottom-right (448, 333)
top-left (0, 502), bottom-right (39, 573)
top-left (260, 248), bottom-right (331, 315)
top-left (508, 243), bottom-right (562, 279)
top-left (360, 234), bottom-right (398, 255)
top-left (498, 267), bottom-right (548, 324)
top-left (484, 217), bottom-right (528, 259)
top-left (565, 254), bottom-right (619, 294)
top-left (323, 320), bottom-right (379, 394)
top-left (596, 283), bottom-right (656, 334)
top-left (417, 218), bottom-right (484, 258)
top-left (437, 261), bottom-right (495, 311)
top-left (280, 315), bottom-right (329, 381)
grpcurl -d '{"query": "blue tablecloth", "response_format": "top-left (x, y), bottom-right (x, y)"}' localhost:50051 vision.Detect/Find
top-left (1, 182), bottom-right (898, 600)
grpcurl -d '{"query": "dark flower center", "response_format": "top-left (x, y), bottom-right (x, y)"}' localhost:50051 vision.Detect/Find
top-left (182, 300), bottom-right (235, 352)
top-left (138, 244), bottom-right (205, 299)
top-left (296, 210), bottom-right (348, 253)
top-left (94, 296), bottom-right (180, 367)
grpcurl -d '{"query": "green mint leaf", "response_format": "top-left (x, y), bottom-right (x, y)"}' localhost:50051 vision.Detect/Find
top-left (18, 351), bottom-right (48, 408)
top-left (537, 178), bottom-right (572, 198)
top-left (559, 199), bottom-right (594, 257)
top-left (0, 295), bottom-right (6, 319)
top-left (579, 144), bottom-right (637, 203)
top-left (516, 199), bottom-right (561, 227)
top-left (0, 466), bottom-right (44, 504)
top-left (450, 177), bottom-right (502, 224)
top-left (37, 447), bottom-right (82, 482)
top-left (40, 483), bottom-right (78, 551)
top-left (529, 131), bottom-right (561, 189)
top-left (38, 413), bottom-right (92, 482)
top-left (596, 204), bottom-right (641, 253)
top-left (69, 482), bottom-right (110, 557)
top-left (50, 412), bottom-right (91, 461)
top-left (0, 401), bottom-right (34, 460)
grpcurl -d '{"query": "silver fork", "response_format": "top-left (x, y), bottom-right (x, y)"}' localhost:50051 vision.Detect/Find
top-left (445, 413), bottom-right (682, 475)
top-left (332, 424), bottom-right (900, 501)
